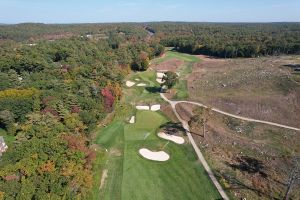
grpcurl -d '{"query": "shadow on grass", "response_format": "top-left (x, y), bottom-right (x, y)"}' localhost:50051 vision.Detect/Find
top-left (159, 122), bottom-right (185, 135)
top-left (159, 122), bottom-right (204, 137)
top-left (145, 86), bottom-right (161, 93)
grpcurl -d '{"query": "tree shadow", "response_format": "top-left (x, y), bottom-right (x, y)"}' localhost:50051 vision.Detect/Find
top-left (226, 156), bottom-right (267, 178)
top-left (159, 122), bottom-right (185, 135)
top-left (159, 122), bottom-right (203, 137)
top-left (145, 86), bottom-right (161, 93)
top-left (215, 171), bottom-right (280, 200)
top-left (283, 64), bottom-right (300, 69)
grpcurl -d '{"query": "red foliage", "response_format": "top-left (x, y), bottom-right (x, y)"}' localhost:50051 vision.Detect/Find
top-left (101, 87), bottom-right (115, 112)
top-left (71, 105), bottom-right (81, 113)
top-left (42, 107), bottom-right (59, 117)
top-left (63, 135), bottom-right (96, 167)
top-left (4, 174), bottom-right (19, 181)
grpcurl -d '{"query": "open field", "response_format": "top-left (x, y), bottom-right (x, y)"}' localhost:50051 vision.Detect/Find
top-left (96, 70), bottom-right (221, 200)
top-left (176, 102), bottom-right (300, 200)
top-left (188, 55), bottom-right (300, 127)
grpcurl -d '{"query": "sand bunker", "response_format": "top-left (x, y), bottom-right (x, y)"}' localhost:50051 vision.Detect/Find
top-left (157, 72), bottom-right (165, 78)
top-left (158, 132), bottom-right (185, 144)
top-left (135, 78), bottom-right (140, 81)
top-left (129, 116), bottom-right (135, 124)
top-left (151, 104), bottom-right (161, 111)
top-left (137, 83), bottom-right (147, 87)
top-left (136, 106), bottom-right (150, 110)
top-left (126, 81), bottom-right (135, 87)
top-left (156, 78), bottom-right (165, 84)
top-left (156, 72), bottom-right (165, 84)
top-left (139, 148), bottom-right (170, 161)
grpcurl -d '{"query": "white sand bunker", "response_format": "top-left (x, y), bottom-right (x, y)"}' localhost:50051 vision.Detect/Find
top-left (151, 104), bottom-right (161, 111)
top-left (137, 83), bottom-right (147, 87)
top-left (139, 148), bottom-right (170, 161)
top-left (126, 81), bottom-right (135, 87)
top-left (135, 78), bottom-right (140, 81)
top-left (156, 72), bottom-right (165, 84)
top-left (157, 72), bottom-right (165, 78)
top-left (129, 116), bottom-right (135, 124)
top-left (158, 132), bottom-right (185, 144)
top-left (136, 105), bottom-right (150, 110)
top-left (156, 78), bottom-right (165, 84)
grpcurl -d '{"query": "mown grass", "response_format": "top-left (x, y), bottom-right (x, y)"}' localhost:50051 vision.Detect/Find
top-left (153, 50), bottom-right (200, 64)
top-left (95, 69), bottom-right (221, 200)
top-left (121, 110), bottom-right (220, 200)
top-left (124, 70), bottom-right (163, 104)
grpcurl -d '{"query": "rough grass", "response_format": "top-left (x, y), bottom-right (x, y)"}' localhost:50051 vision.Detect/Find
top-left (188, 57), bottom-right (300, 127)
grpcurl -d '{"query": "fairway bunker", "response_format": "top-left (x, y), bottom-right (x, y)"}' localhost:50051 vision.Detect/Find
top-left (137, 83), bottom-right (147, 87)
top-left (129, 116), bottom-right (135, 124)
top-left (156, 72), bottom-right (165, 84)
top-left (139, 148), bottom-right (170, 162)
top-left (126, 81), bottom-right (135, 87)
top-left (136, 105), bottom-right (150, 110)
top-left (158, 132), bottom-right (185, 144)
top-left (151, 104), bottom-right (161, 111)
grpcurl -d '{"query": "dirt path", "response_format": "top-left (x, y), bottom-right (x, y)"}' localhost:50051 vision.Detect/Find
top-left (160, 93), bottom-right (230, 200)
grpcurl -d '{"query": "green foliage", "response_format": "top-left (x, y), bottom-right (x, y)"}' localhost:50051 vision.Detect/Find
top-left (162, 71), bottom-right (179, 89)
top-left (153, 22), bottom-right (300, 58)
top-left (0, 24), bottom-right (157, 199)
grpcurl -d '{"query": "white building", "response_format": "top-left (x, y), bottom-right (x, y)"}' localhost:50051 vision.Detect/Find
top-left (0, 136), bottom-right (8, 156)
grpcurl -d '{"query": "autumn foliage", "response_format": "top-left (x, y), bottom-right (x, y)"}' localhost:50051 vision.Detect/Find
top-left (101, 87), bottom-right (115, 112)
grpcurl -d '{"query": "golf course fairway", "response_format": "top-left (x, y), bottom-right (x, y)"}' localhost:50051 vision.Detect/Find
top-left (96, 52), bottom-right (222, 200)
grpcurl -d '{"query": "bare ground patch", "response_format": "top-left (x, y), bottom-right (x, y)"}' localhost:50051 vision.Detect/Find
top-left (188, 56), bottom-right (300, 127)
top-left (187, 107), bottom-right (300, 200)
top-left (151, 58), bottom-right (184, 72)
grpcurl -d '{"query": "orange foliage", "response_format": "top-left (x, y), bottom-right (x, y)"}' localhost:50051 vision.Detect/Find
top-left (39, 160), bottom-right (56, 173)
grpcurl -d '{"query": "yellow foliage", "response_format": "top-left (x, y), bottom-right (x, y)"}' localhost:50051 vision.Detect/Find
top-left (0, 191), bottom-right (4, 200)
top-left (0, 88), bottom-right (40, 99)
top-left (61, 161), bottom-right (82, 177)
top-left (107, 82), bottom-right (122, 100)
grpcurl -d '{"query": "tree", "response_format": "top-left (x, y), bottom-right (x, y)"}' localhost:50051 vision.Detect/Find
top-left (161, 71), bottom-right (179, 89)
top-left (188, 107), bottom-right (212, 138)
top-left (0, 110), bottom-right (15, 135)
top-left (283, 156), bottom-right (300, 200)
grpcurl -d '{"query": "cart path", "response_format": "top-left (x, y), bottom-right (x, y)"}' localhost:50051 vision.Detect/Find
top-left (160, 93), bottom-right (230, 200)
top-left (160, 94), bottom-right (300, 131)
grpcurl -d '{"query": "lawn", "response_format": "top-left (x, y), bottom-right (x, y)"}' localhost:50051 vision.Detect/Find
top-left (153, 50), bottom-right (201, 64)
top-left (121, 110), bottom-right (221, 200)
top-left (97, 110), bottom-right (221, 200)
top-left (124, 70), bottom-right (163, 104)
top-left (95, 69), bottom-right (221, 199)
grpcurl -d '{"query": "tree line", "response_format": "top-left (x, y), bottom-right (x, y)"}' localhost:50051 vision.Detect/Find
top-left (149, 22), bottom-right (300, 58)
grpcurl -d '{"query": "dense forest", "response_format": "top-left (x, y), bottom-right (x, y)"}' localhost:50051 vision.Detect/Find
top-left (0, 22), bottom-right (299, 199)
top-left (149, 22), bottom-right (300, 58)
top-left (0, 24), bottom-right (164, 199)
